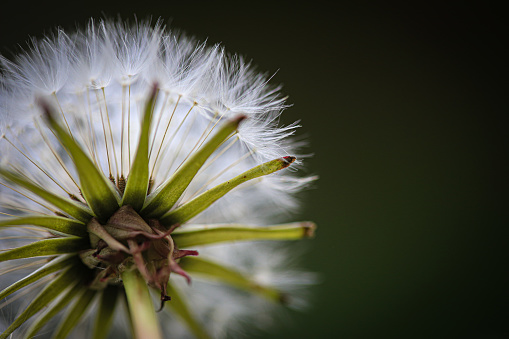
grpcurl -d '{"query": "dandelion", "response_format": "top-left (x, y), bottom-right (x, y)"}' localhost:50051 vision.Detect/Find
top-left (0, 18), bottom-right (316, 338)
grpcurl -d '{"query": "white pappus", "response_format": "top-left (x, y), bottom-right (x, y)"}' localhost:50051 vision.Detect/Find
top-left (0, 18), bottom-right (317, 339)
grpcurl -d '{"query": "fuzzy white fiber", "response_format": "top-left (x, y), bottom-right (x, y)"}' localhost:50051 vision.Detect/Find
top-left (0, 18), bottom-right (316, 338)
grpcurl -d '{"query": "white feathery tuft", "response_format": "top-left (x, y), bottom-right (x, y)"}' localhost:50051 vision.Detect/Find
top-left (0, 18), bottom-right (316, 338)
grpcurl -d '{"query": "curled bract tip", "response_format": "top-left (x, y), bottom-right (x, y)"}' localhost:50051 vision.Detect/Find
top-left (36, 98), bottom-right (52, 120)
top-left (281, 156), bottom-right (297, 168)
top-left (302, 222), bottom-right (317, 238)
top-left (231, 114), bottom-right (248, 128)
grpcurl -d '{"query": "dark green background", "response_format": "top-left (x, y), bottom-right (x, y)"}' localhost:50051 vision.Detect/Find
top-left (1, 2), bottom-right (507, 338)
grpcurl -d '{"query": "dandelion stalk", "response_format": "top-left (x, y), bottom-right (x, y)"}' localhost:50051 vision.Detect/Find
top-left (122, 269), bottom-right (163, 339)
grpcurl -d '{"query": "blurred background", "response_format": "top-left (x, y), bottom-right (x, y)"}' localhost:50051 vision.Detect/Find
top-left (1, 1), bottom-right (507, 338)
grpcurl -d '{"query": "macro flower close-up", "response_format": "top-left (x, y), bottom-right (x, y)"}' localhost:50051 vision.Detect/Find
top-left (0, 19), bottom-right (316, 338)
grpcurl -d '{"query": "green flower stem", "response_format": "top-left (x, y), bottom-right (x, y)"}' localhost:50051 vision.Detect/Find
top-left (172, 221), bottom-right (316, 248)
top-left (122, 269), bottom-right (163, 339)
top-left (160, 156), bottom-right (296, 226)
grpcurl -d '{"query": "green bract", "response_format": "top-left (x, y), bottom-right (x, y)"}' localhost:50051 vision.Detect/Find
top-left (0, 88), bottom-right (316, 339)
top-left (0, 17), bottom-right (318, 339)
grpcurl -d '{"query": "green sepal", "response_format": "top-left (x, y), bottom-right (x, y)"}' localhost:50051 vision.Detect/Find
top-left (0, 254), bottom-right (78, 300)
top-left (142, 116), bottom-right (245, 219)
top-left (51, 288), bottom-right (97, 339)
top-left (0, 168), bottom-right (93, 223)
top-left (0, 215), bottom-right (87, 237)
top-left (178, 256), bottom-right (282, 303)
top-left (42, 102), bottom-right (120, 221)
top-left (92, 285), bottom-right (120, 339)
top-left (0, 237), bottom-right (89, 262)
top-left (25, 280), bottom-right (84, 338)
top-left (122, 269), bottom-right (163, 339)
top-left (165, 282), bottom-right (210, 339)
top-left (0, 265), bottom-right (82, 339)
top-left (172, 222), bottom-right (316, 248)
top-left (160, 156), bottom-right (296, 225)
top-left (122, 87), bottom-right (157, 211)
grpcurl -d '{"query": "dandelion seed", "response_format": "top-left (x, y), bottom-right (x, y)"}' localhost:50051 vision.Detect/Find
top-left (0, 18), bottom-right (317, 339)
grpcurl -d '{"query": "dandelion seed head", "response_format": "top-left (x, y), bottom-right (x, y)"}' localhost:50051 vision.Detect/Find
top-left (0, 17), bottom-right (317, 338)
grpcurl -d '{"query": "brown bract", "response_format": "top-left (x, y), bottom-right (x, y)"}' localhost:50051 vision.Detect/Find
top-left (80, 205), bottom-right (198, 308)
